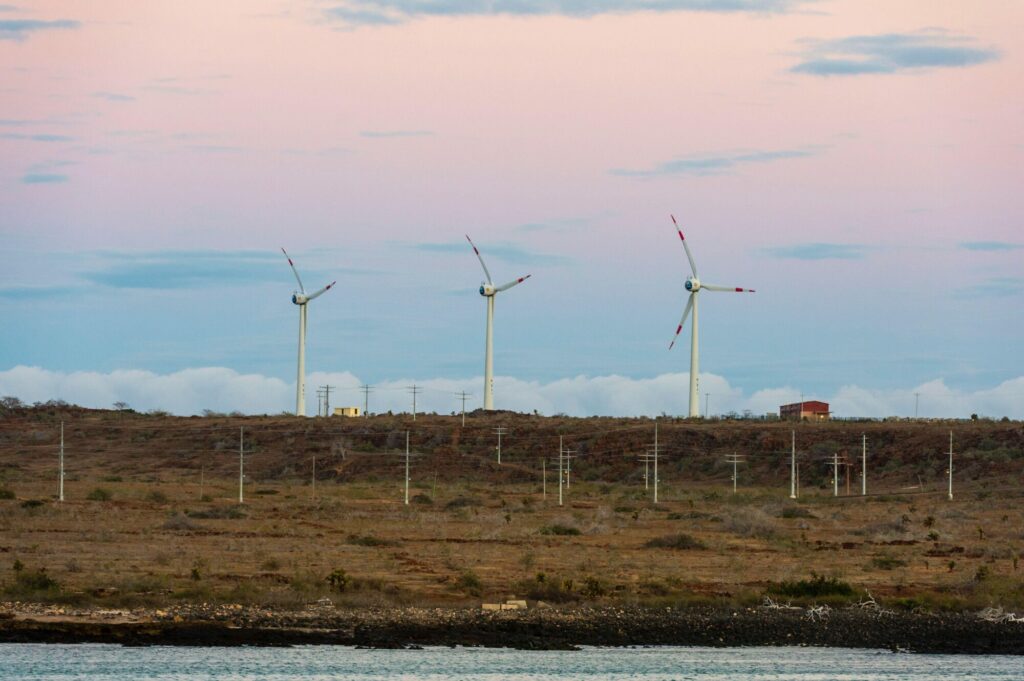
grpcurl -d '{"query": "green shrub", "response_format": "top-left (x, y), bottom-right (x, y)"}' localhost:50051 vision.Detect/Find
top-left (0, 488), bottom-right (14, 500)
top-left (86, 488), bottom-right (112, 501)
top-left (454, 570), bottom-right (482, 596)
top-left (539, 524), bottom-right (581, 536)
top-left (769, 573), bottom-right (855, 600)
top-left (780, 506), bottom-right (816, 519)
top-left (444, 496), bottom-right (480, 510)
top-left (20, 499), bottom-right (45, 509)
top-left (346, 534), bottom-right (399, 547)
top-left (514, 573), bottom-right (579, 603)
top-left (3, 567), bottom-right (60, 598)
top-left (326, 568), bottom-right (350, 592)
top-left (581, 576), bottom-right (608, 599)
top-left (411, 493), bottom-right (432, 505)
top-left (644, 533), bottom-right (706, 550)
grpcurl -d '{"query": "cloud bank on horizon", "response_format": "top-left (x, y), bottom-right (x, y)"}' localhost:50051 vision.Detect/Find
top-left (1, 365), bottom-right (1021, 420)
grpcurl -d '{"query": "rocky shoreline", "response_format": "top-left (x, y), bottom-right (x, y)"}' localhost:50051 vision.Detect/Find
top-left (2, 602), bottom-right (1023, 653)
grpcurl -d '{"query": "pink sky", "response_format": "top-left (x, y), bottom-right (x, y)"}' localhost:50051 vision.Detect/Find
top-left (1, 0), bottom-right (1021, 416)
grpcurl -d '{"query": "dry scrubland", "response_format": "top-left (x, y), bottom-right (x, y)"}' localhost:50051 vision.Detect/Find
top-left (0, 406), bottom-right (1022, 613)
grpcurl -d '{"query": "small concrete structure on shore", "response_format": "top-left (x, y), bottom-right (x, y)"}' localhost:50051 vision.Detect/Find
top-left (482, 599), bottom-right (528, 611)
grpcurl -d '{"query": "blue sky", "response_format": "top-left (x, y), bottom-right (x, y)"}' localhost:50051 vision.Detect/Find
top-left (0, 0), bottom-right (1021, 417)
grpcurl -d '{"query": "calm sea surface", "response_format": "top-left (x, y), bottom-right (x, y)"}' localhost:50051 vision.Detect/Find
top-left (0, 644), bottom-right (1019, 680)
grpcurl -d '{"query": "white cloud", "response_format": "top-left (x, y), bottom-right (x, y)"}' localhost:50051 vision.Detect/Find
top-left (1, 365), bottom-right (1021, 419)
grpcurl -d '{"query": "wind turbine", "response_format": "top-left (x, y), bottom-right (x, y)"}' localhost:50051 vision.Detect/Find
top-left (281, 248), bottom-right (335, 417)
top-left (466, 235), bottom-right (531, 410)
top-left (667, 215), bottom-right (755, 418)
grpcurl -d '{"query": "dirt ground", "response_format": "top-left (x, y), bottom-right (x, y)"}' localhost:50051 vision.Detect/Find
top-left (0, 408), bottom-right (1022, 611)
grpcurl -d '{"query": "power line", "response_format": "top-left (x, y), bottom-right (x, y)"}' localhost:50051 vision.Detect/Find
top-left (407, 385), bottom-right (423, 421)
top-left (360, 384), bottom-right (374, 418)
top-left (494, 426), bottom-right (507, 465)
top-left (455, 391), bottom-right (472, 426)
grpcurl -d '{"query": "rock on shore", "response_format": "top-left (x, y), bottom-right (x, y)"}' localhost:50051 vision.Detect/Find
top-left (1, 602), bottom-right (1022, 654)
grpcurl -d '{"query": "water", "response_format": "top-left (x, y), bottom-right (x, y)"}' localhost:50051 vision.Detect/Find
top-left (0, 644), bottom-right (1019, 680)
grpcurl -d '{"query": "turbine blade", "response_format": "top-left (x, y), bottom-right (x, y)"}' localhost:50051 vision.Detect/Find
top-left (670, 215), bottom-right (699, 278)
top-left (306, 281), bottom-right (336, 301)
top-left (495, 274), bottom-right (531, 292)
top-left (281, 247), bottom-right (305, 294)
top-left (465, 235), bottom-right (492, 284)
top-left (668, 294), bottom-right (695, 350)
top-left (701, 283), bottom-right (756, 293)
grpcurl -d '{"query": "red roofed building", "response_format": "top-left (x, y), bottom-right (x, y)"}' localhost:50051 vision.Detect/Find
top-left (780, 400), bottom-right (830, 421)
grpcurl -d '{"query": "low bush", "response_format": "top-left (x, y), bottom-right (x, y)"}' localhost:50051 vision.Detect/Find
top-left (769, 573), bottom-right (856, 601)
top-left (86, 488), bottom-right (112, 502)
top-left (871, 555), bottom-right (908, 570)
top-left (326, 568), bottom-right (350, 592)
top-left (444, 496), bottom-right (480, 510)
top-left (779, 506), bottom-right (816, 519)
top-left (187, 505), bottom-right (247, 519)
top-left (20, 499), bottom-right (45, 509)
top-left (146, 490), bottom-right (169, 503)
top-left (514, 573), bottom-right (580, 603)
top-left (3, 567), bottom-right (60, 598)
top-left (724, 508), bottom-right (776, 539)
top-left (539, 524), bottom-right (581, 536)
top-left (454, 570), bottom-right (482, 596)
top-left (411, 493), bottom-right (433, 505)
top-left (0, 488), bottom-right (14, 500)
top-left (161, 514), bottom-right (199, 531)
top-left (346, 534), bottom-right (399, 547)
top-left (644, 533), bottom-right (706, 550)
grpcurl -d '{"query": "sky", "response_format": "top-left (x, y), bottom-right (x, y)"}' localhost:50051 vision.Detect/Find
top-left (0, 1), bottom-right (1022, 418)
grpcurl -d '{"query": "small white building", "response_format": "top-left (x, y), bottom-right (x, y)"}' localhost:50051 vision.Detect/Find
top-left (333, 406), bottom-right (361, 417)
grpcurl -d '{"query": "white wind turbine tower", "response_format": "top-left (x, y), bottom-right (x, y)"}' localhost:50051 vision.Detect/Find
top-left (667, 215), bottom-right (755, 417)
top-left (281, 248), bottom-right (336, 417)
top-left (466, 235), bottom-right (531, 410)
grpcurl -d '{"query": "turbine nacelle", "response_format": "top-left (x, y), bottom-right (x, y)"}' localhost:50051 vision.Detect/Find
top-left (292, 292), bottom-right (308, 305)
top-left (479, 283), bottom-right (496, 297)
top-left (684, 277), bottom-right (701, 293)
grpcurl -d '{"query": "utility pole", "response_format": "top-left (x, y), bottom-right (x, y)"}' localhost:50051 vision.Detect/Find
top-left (564, 448), bottom-right (577, 489)
top-left (360, 384), bottom-right (373, 418)
top-left (831, 453), bottom-right (840, 497)
top-left (558, 436), bottom-right (564, 507)
top-left (405, 430), bottom-right (410, 505)
top-left (494, 427), bottom-right (507, 464)
top-left (844, 459), bottom-right (852, 496)
top-left (407, 385), bottom-right (422, 421)
top-left (58, 420), bottom-right (64, 503)
top-left (653, 421), bottom-right (659, 504)
top-left (542, 457), bottom-right (546, 500)
top-left (948, 430), bottom-right (954, 501)
top-left (456, 391), bottom-right (471, 426)
top-left (316, 387), bottom-right (324, 416)
top-left (861, 434), bottom-right (867, 496)
top-left (312, 455), bottom-right (316, 501)
top-left (704, 393), bottom-right (710, 419)
top-left (320, 384), bottom-right (334, 416)
top-left (914, 392), bottom-right (920, 419)
top-left (790, 430), bottom-right (797, 499)
top-left (725, 453), bottom-right (744, 494)
top-left (238, 426), bottom-right (245, 504)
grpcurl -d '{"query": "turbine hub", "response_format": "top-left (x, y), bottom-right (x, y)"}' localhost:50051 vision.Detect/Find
top-left (292, 293), bottom-right (308, 305)
top-left (685, 277), bottom-right (701, 292)
top-left (479, 284), bottom-right (495, 297)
